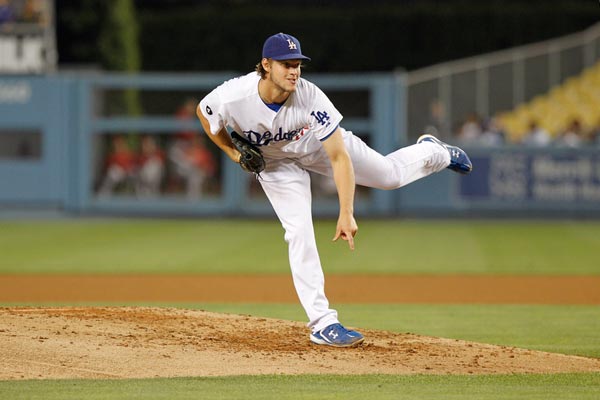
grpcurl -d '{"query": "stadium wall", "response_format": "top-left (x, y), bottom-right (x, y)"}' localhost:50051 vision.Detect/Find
top-left (1, 72), bottom-right (599, 218)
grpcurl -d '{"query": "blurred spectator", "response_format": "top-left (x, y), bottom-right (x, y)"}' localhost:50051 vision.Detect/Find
top-left (21, 0), bottom-right (44, 25)
top-left (174, 98), bottom-right (198, 142)
top-left (457, 112), bottom-right (483, 143)
top-left (479, 117), bottom-right (505, 146)
top-left (0, 0), bottom-right (15, 25)
top-left (0, 0), bottom-right (44, 26)
top-left (136, 135), bottom-right (165, 197)
top-left (168, 98), bottom-right (218, 199)
top-left (98, 135), bottom-right (138, 197)
top-left (423, 99), bottom-right (450, 137)
top-left (169, 134), bottom-right (217, 199)
top-left (521, 120), bottom-right (551, 147)
top-left (554, 118), bottom-right (585, 148)
top-left (590, 117), bottom-right (600, 147)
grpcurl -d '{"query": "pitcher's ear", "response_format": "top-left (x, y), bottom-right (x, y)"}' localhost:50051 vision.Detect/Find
top-left (261, 58), bottom-right (271, 72)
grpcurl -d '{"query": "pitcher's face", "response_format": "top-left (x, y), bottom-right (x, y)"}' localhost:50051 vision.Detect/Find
top-left (264, 59), bottom-right (302, 93)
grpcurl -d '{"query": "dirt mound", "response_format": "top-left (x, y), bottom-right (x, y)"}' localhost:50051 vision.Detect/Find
top-left (1, 307), bottom-right (599, 380)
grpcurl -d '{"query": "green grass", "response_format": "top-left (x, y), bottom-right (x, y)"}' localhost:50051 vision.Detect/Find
top-left (1, 373), bottom-right (599, 400)
top-left (1, 219), bottom-right (599, 274)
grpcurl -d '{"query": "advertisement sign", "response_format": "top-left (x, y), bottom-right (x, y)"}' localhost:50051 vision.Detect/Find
top-left (460, 151), bottom-right (600, 203)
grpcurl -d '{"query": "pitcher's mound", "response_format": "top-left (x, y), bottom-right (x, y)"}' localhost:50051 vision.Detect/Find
top-left (1, 307), bottom-right (599, 380)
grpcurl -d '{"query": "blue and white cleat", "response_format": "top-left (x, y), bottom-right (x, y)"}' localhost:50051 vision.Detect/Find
top-left (417, 134), bottom-right (473, 175)
top-left (310, 323), bottom-right (364, 348)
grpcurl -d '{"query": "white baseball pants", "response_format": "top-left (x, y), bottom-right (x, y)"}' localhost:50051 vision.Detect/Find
top-left (259, 130), bottom-right (450, 332)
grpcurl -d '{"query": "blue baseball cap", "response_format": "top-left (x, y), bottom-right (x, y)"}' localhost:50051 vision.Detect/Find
top-left (262, 33), bottom-right (311, 61)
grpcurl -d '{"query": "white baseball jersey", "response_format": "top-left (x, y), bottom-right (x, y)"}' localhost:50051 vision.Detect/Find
top-left (199, 72), bottom-right (342, 160)
top-left (198, 71), bottom-right (451, 335)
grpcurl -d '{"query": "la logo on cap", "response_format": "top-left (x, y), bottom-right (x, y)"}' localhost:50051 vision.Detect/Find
top-left (287, 39), bottom-right (297, 50)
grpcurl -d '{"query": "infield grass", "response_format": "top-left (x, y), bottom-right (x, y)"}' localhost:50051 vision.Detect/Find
top-left (1, 373), bottom-right (599, 400)
top-left (1, 219), bottom-right (599, 274)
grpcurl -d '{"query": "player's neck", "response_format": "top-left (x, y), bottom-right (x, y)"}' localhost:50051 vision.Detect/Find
top-left (258, 78), bottom-right (290, 104)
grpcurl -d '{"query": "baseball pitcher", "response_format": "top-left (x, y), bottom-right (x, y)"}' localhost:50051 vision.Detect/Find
top-left (197, 33), bottom-right (472, 347)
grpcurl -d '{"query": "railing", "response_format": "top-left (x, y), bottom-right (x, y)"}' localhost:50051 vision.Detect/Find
top-left (405, 21), bottom-right (600, 142)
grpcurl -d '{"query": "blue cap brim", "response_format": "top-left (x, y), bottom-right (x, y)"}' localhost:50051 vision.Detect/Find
top-left (270, 53), bottom-right (311, 61)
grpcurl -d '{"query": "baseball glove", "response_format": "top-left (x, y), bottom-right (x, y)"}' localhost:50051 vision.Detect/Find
top-left (230, 131), bottom-right (265, 174)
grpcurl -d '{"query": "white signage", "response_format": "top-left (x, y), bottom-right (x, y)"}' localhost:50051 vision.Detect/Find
top-left (0, 35), bottom-right (45, 73)
top-left (0, 81), bottom-right (32, 104)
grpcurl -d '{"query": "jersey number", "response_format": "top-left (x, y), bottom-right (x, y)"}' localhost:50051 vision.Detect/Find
top-left (311, 111), bottom-right (330, 126)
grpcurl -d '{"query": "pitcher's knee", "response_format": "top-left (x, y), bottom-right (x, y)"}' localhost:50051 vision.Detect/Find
top-left (283, 225), bottom-right (313, 244)
top-left (372, 172), bottom-right (405, 190)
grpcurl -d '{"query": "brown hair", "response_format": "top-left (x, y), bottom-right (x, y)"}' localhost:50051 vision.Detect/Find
top-left (255, 58), bottom-right (305, 78)
top-left (255, 59), bottom-right (267, 79)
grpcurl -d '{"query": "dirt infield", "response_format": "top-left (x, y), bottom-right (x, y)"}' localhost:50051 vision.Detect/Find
top-left (1, 275), bottom-right (599, 380)
top-left (1, 307), bottom-right (599, 380)
top-left (1, 274), bottom-right (600, 304)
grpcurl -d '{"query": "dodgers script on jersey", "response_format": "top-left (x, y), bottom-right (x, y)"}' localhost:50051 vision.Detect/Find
top-left (199, 72), bottom-right (343, 159)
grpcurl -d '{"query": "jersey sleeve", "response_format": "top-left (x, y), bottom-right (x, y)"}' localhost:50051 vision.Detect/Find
top-left (309, 86), bottom-right (343, 141)
top-left (199, 89), bottom-right (225, 135)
